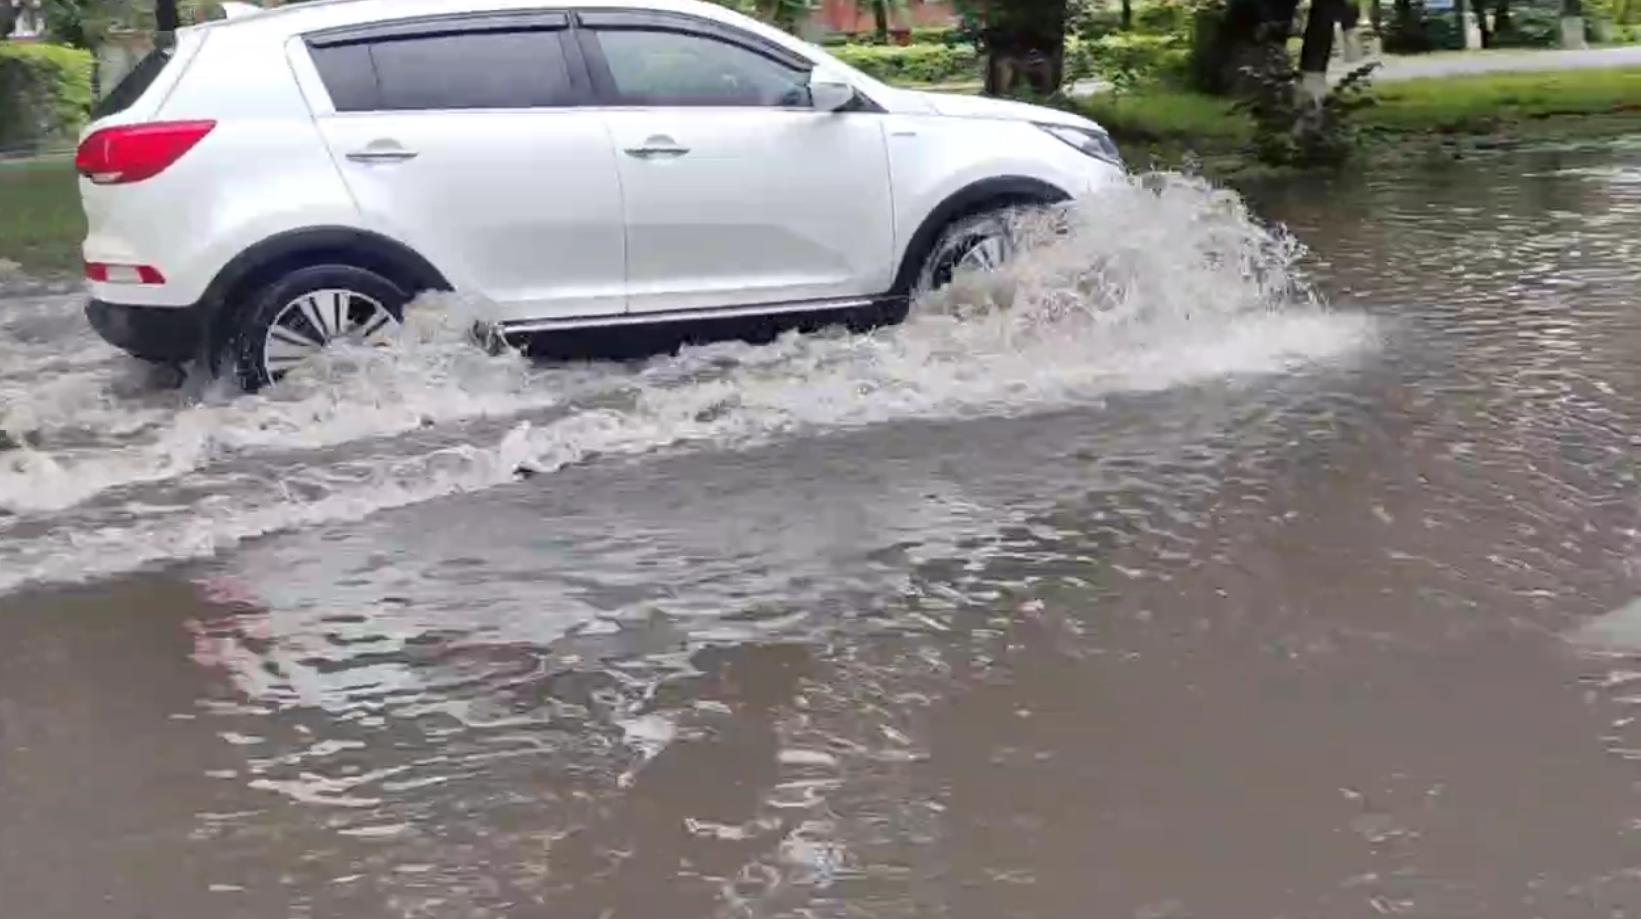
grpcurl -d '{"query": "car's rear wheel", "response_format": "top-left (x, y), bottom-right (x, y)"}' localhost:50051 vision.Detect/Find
top-left (224, 264), bottom-right (408, 392)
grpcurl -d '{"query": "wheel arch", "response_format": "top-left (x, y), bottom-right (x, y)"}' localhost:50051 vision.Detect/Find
top-left (202, 226), bottom-right (453, 316)
top-left (195, 226), bottom-right (453, 368)
top-left (891, 176), bottom-right (1074, 296)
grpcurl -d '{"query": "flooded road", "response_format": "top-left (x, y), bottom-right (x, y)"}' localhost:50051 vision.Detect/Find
top-left (4, 144), bottom-right (1641, 918)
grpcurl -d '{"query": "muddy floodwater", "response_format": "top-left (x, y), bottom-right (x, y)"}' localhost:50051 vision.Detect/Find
top-left (4, 143), bottom-right (1641, 919)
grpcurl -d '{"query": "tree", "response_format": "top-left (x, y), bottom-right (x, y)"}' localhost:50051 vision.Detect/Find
top-left (40, 0), bottom-right (117, 48)
top-left (1187, 0), bottom-right (1303, 96)
top-left (860, 0), bottom-right (891, 41)
top-left (955, 0), bottom-right (1071, 98)
top-left (1562, 0), bottom-right (1587, 48)
top-left (706, 0), bottom-right (811, 31)
top-left (1298, 0), bottom-right (1347, 100)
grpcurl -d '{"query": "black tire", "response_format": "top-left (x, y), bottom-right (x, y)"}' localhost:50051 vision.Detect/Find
top-left (222, 263), bottom-right (409, 392)
top-left (910, 208), bottom-right (1025, 305)
top-left (908, 201), bottom-right (1077, 311)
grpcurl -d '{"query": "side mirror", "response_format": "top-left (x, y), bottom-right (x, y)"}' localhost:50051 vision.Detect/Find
top-left (808, 68), bottom-right (859, 112)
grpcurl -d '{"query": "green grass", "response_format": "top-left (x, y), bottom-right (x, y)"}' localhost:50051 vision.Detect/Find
top-left (1068, 66), bottom-right (1641, 174)
top-left (2, 66), bottom-right (1639, 276)
top-left (0, 157), bottom-right (83, 277)
top-left (1364, 67), bottom-right (1641, 132)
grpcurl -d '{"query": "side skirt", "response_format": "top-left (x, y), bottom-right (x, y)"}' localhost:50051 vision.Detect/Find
top-left (472, 295), bottom-right (909, 359)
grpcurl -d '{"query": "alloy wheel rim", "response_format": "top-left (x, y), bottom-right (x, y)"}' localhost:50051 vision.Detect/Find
top-left (916, 221), bottom-right (1013, 300)
top-left (262, 288), bottom-right (399, 380)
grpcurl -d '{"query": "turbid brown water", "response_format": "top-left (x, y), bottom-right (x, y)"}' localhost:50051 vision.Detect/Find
top-left (4, 141), bottom-right (1641, 919)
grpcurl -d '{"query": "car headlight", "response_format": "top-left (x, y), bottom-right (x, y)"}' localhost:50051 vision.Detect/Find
top-left (1036, 123), bottom-right (1123, 167)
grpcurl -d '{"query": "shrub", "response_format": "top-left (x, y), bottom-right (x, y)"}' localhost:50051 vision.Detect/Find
top-left (0, 43), bottom-right (94, 154)
top-left (909, 26), bottom-right (960, 45)
top-left (1083, 31), bottom-right (1190, 88)
top-left (831, 42), bottom-right (980, 83)
top-left (1233, 59), bottom-right (1379, 167)
top-left (832, 34), bottom-right (1186, 89)
top-left (1134, 0), bottom-right (1194, 35)
top-left (1491, 7), bottom-right (1565, 47)
top-left (1381, 1), bottom-right (1467, 53)
top-left (818, 27), bottom-right (961, 48)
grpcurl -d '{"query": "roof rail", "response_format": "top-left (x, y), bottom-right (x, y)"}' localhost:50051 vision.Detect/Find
top-left (218, 1), bottom-right (264, 19)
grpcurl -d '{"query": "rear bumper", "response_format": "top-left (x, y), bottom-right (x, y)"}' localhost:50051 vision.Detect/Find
top-left (85, 298), bottom-right (206, 363)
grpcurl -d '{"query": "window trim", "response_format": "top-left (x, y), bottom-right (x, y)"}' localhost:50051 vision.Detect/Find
top-left (575, 9), bottom-right (812, 70)
top-left (301, 11), bottom-right (594, 113)
top-left (306, 10), bottom-right (572, 48)
top-left (573, 9), bottom-right (826, 110)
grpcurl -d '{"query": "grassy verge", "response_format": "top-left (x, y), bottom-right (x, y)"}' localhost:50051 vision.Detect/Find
top-left (1071, 66), bottom-right (1641, 178)
top-left (3, 67), bottom-right (1640, 275)
top-left (0, 157), bottom-right (82, 277)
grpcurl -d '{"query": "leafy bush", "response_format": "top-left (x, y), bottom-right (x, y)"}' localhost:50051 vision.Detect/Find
top-left (1078, 0), bottom-right (1198, 38)
top-left (832, 33), bottom-right (1187, 88)
top-left (830, 42), bottom-right (980, 83)
top-left (1491, 6), bottom-right (1563, 46)
top-left (1084, 31), bottom-right (1190, 88)
top-left (1135, 0), bottom-right (1195, 35)
top-left (910, 26), bottom-right (961, 44)
top-left (0, 43), bottom-right (94, 153)
top-left (1233, 58), bottom-right (1379, 167)
top-left (818, 26), bottom-right (962, 47)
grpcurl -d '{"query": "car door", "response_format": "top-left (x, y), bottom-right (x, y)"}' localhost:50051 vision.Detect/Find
top-left (575, 10), bottom-right (896, 315)
top-left (295, 11), bottom-right (628, 322)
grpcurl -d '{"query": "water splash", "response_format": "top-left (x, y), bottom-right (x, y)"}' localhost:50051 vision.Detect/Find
top-left (0, 173), bottom-right (1377, 595)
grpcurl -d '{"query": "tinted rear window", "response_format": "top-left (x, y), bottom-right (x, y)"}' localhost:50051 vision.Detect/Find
top-left (309, 29), bottom-right (575, 112)
top-left (91, 46), bottom-right (174, 121)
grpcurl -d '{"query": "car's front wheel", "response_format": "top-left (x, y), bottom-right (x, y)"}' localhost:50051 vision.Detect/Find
top-left (224, 264), bottom-right (408, 392)
top-left (911, 209), bottom-right (1021, 302)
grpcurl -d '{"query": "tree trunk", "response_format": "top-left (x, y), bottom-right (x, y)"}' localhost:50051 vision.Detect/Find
top-left (156, 0), bottom-right (179, 34)
top-left (1494, 0), bottom-right (1513, 32)
top-left (873, 0), bottom-right (890, 42)
top-left (982, 37), bottom-right (1067, 98)
top-left (1121, 0), bottom-right (1133, 30)
top-left (1562, 0), bottom-right (1587, 48)
top-left (976, 0), bottom-right (1069, 98)
top-left (1298, 0), bottom-right (1343, 103)
top-left (1204, 0), bottom-right (1303, 96)
top-left (1338, 0), bottom-right (1365, 60)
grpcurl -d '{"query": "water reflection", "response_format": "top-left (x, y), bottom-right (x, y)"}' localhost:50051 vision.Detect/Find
top-left (6, 138), bottom-right (1641, 918)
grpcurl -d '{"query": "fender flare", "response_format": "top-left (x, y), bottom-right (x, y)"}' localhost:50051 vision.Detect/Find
top-left (201, 226), bottom-right (453, 312)
top-left (890, 176), bottom-right (1073, 296)
top-left (193, 226), bottom-right (454, 366)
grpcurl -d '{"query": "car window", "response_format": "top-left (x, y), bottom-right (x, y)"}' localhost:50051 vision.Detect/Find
top-left (309, 28), bottom-right (575, 112)
top-left (591, 28), bottom-right (810, 108)
top-left (92, 46), bottom-right (173, 120)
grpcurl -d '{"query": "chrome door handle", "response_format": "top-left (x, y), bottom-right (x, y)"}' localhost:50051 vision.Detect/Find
top-left (346, 149), bottom-right (418, 163)
top-left (623, 144), bottom-right (690, 159)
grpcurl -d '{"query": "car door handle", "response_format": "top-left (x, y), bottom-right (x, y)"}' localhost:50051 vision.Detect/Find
top-left (617, 146), bottom-right (689, 160)
top-left (346, 149), bottom-right (418, 163)
top-left (623, 139), bottom-right (689, 159)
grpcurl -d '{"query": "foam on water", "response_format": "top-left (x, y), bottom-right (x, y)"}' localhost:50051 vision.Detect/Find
top-left (0, 173), bottom-right (1379, 596)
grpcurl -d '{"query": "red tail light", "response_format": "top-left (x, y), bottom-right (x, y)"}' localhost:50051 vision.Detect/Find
top-left (84, 262), bottom-right (166, 285)
top-left (75, 120), bottom-right (216, 185)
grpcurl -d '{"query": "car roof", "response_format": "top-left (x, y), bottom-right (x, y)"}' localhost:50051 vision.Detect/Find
top-left (195, 0), bottom-right (786, 39)
top-left (186, 0), bottom-right (897, 98)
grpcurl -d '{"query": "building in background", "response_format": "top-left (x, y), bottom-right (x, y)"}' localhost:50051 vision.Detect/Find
top-left (808, 0), bottom-right (958, 39)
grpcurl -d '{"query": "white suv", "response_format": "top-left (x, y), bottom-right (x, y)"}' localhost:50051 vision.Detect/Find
top-left (75, 0), bottom-right (1125, 390)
